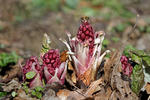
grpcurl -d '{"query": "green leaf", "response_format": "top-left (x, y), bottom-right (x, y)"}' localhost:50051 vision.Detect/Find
top-left (102, 39), bottom-right (110, 46)
top-left (130, 53), bottom-right (142, 65)
top-left (35, 92), bottom-right (42, 99)
top-left (142, 56), bottom-right (150, 67)
top-left (31, 90), bottom-right (36, 96)
top-left (0, 52), bottom-right (19, 68)
top-left (11, 91), bottom-right (17, 97)
top-left (26, 71), bottom-right (36, 79)
top-left (31, 89), bottom-right (43, 99)
top-left (35, 86), bottom-right (44, 92)
top-left (131, 64), bottom-right (144, 95)
top-left (123, 45), bottom-right (136, 57)
top-left (0, 92), bottom-right (7, 98)
top-left (130, 50), bottom-right (150, 67)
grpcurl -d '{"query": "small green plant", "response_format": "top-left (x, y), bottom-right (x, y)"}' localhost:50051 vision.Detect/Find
top-left (22, 82), bottom-right (30, 94)
top-left (0, 92), bottom-right (7, 98)
top-left (0, 52), bottom-right (19, 68)
top-left (22, 82), bottom-right (44, 99)
top-left (31, 86), bottom-right (44, 99)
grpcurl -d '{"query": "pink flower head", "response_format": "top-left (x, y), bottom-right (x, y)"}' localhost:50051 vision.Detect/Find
top-left (62, 17), bottom-right (110, 77)
top-left (120, 55), bottom-right (133, 76)
top-left (77, 16), bottom-right (94, 56)
top-left (42, 49), bottom-right (68, 85)
top-left (22, 56), bottom-right (43, 88)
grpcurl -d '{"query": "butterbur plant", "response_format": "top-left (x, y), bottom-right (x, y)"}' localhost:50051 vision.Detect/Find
top-left (62, 17), bottom-right (110, 85)
top-left (120, 55), bottom-right (133, 76)
top-left (42, 49), bottom-right (68, 85)
top-left (22, 56), bottom-right (43, 88)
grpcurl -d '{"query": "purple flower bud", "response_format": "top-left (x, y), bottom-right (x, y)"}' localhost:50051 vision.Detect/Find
top-left (120, 56), bottom-right (133, 76)
top-left (22, 56), bottom-right (43, 88)
top-left (42, 49), bottom-right (67, 85)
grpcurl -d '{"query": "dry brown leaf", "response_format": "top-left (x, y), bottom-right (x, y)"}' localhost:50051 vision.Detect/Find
top-left (110, 54), bottom-right (138, 100)
top-left (57, 89), bottom-right (86, 100)
top-left (78, 67), bottom-right (92, 86)
top-left (145, 83), bottom-right (150, 94)
top-left (68, 61), bottom-right (77, 83)
top-left (65, 61), bottom-right (77, 89)
top-left (57, 89), bottom-right (70, 98)
top-left (85, 78), bottom-right (103, 96)
top-left (2, 79), bottom-right (21, 92)
top-left (60, 50), bottom-right (68, 62)
top-left (103, 50), bottom-right (138, 100)
top-left (94, 87), bottom-right (112, 100)
top-left (104, 51), bottom-right (121, 83)
top-left (42, 89), bottom-right (58, 100)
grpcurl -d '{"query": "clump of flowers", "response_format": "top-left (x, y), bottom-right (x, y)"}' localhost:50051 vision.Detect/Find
top-left (62, 16), bottom-right (110, 85)
top-left (22, 56), bottom-right (43, 88)
top-left (120, 55), bottom-right (133, 76)
top-left (42, 49), bottom-right (68, 85)
top-left (22, 17), bottom-right (110, 87)
top-left (22, 33), bottom-right (68, 88)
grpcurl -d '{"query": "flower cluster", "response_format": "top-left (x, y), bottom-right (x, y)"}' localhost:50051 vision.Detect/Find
top-left (22, 49), bottom-right (67, 88)
top-left (62, 16), bottom-right (110, 85)
top-left (42, 49), bottom-right (67, 85)
top-left (22, 56), bottom-right (43, 88)
top-left (22, 17), bottom-right (110, 88)
top-left (120, 55), bottom-right (133, 76)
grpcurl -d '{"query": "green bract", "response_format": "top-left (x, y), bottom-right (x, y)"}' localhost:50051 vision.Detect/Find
top-left (26, 71), bottom-right (36, 79)
top-left (40, 34), bottom-right (51, 55)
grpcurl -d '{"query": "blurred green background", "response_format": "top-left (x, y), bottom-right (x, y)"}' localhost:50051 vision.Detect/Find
top-left (0, 0), bottom-right (150, 57)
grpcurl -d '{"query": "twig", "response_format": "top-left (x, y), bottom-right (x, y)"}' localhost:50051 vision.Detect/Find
top-left (122, 14), bottom-right (140, 51)
top-left (128, 14), bottom-right (139, 36)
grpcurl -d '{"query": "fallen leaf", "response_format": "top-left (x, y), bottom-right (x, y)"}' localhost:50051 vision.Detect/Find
top-left (110, 57), bottom-right (138, 100)
top-left (2, 79), bottom-right (21, 92)
top-left (85, 78), bottom-right (103, 96)
top-left (94, 87), bottom-right (112, 100)
top-left (57, 89), bottom-right (70, 100)
top-left (78, 67), bottom-right (92, 86)
top-left (68, 61), bottom-right (77, 84)
top-left (42, 89), bottom-right (59, 100)
top-left (104, 50), bottom-right (121, 83)
top-left (60, 51), bottom-right (68, 62)
top-left (57, 89), bottom-right (85, 100)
